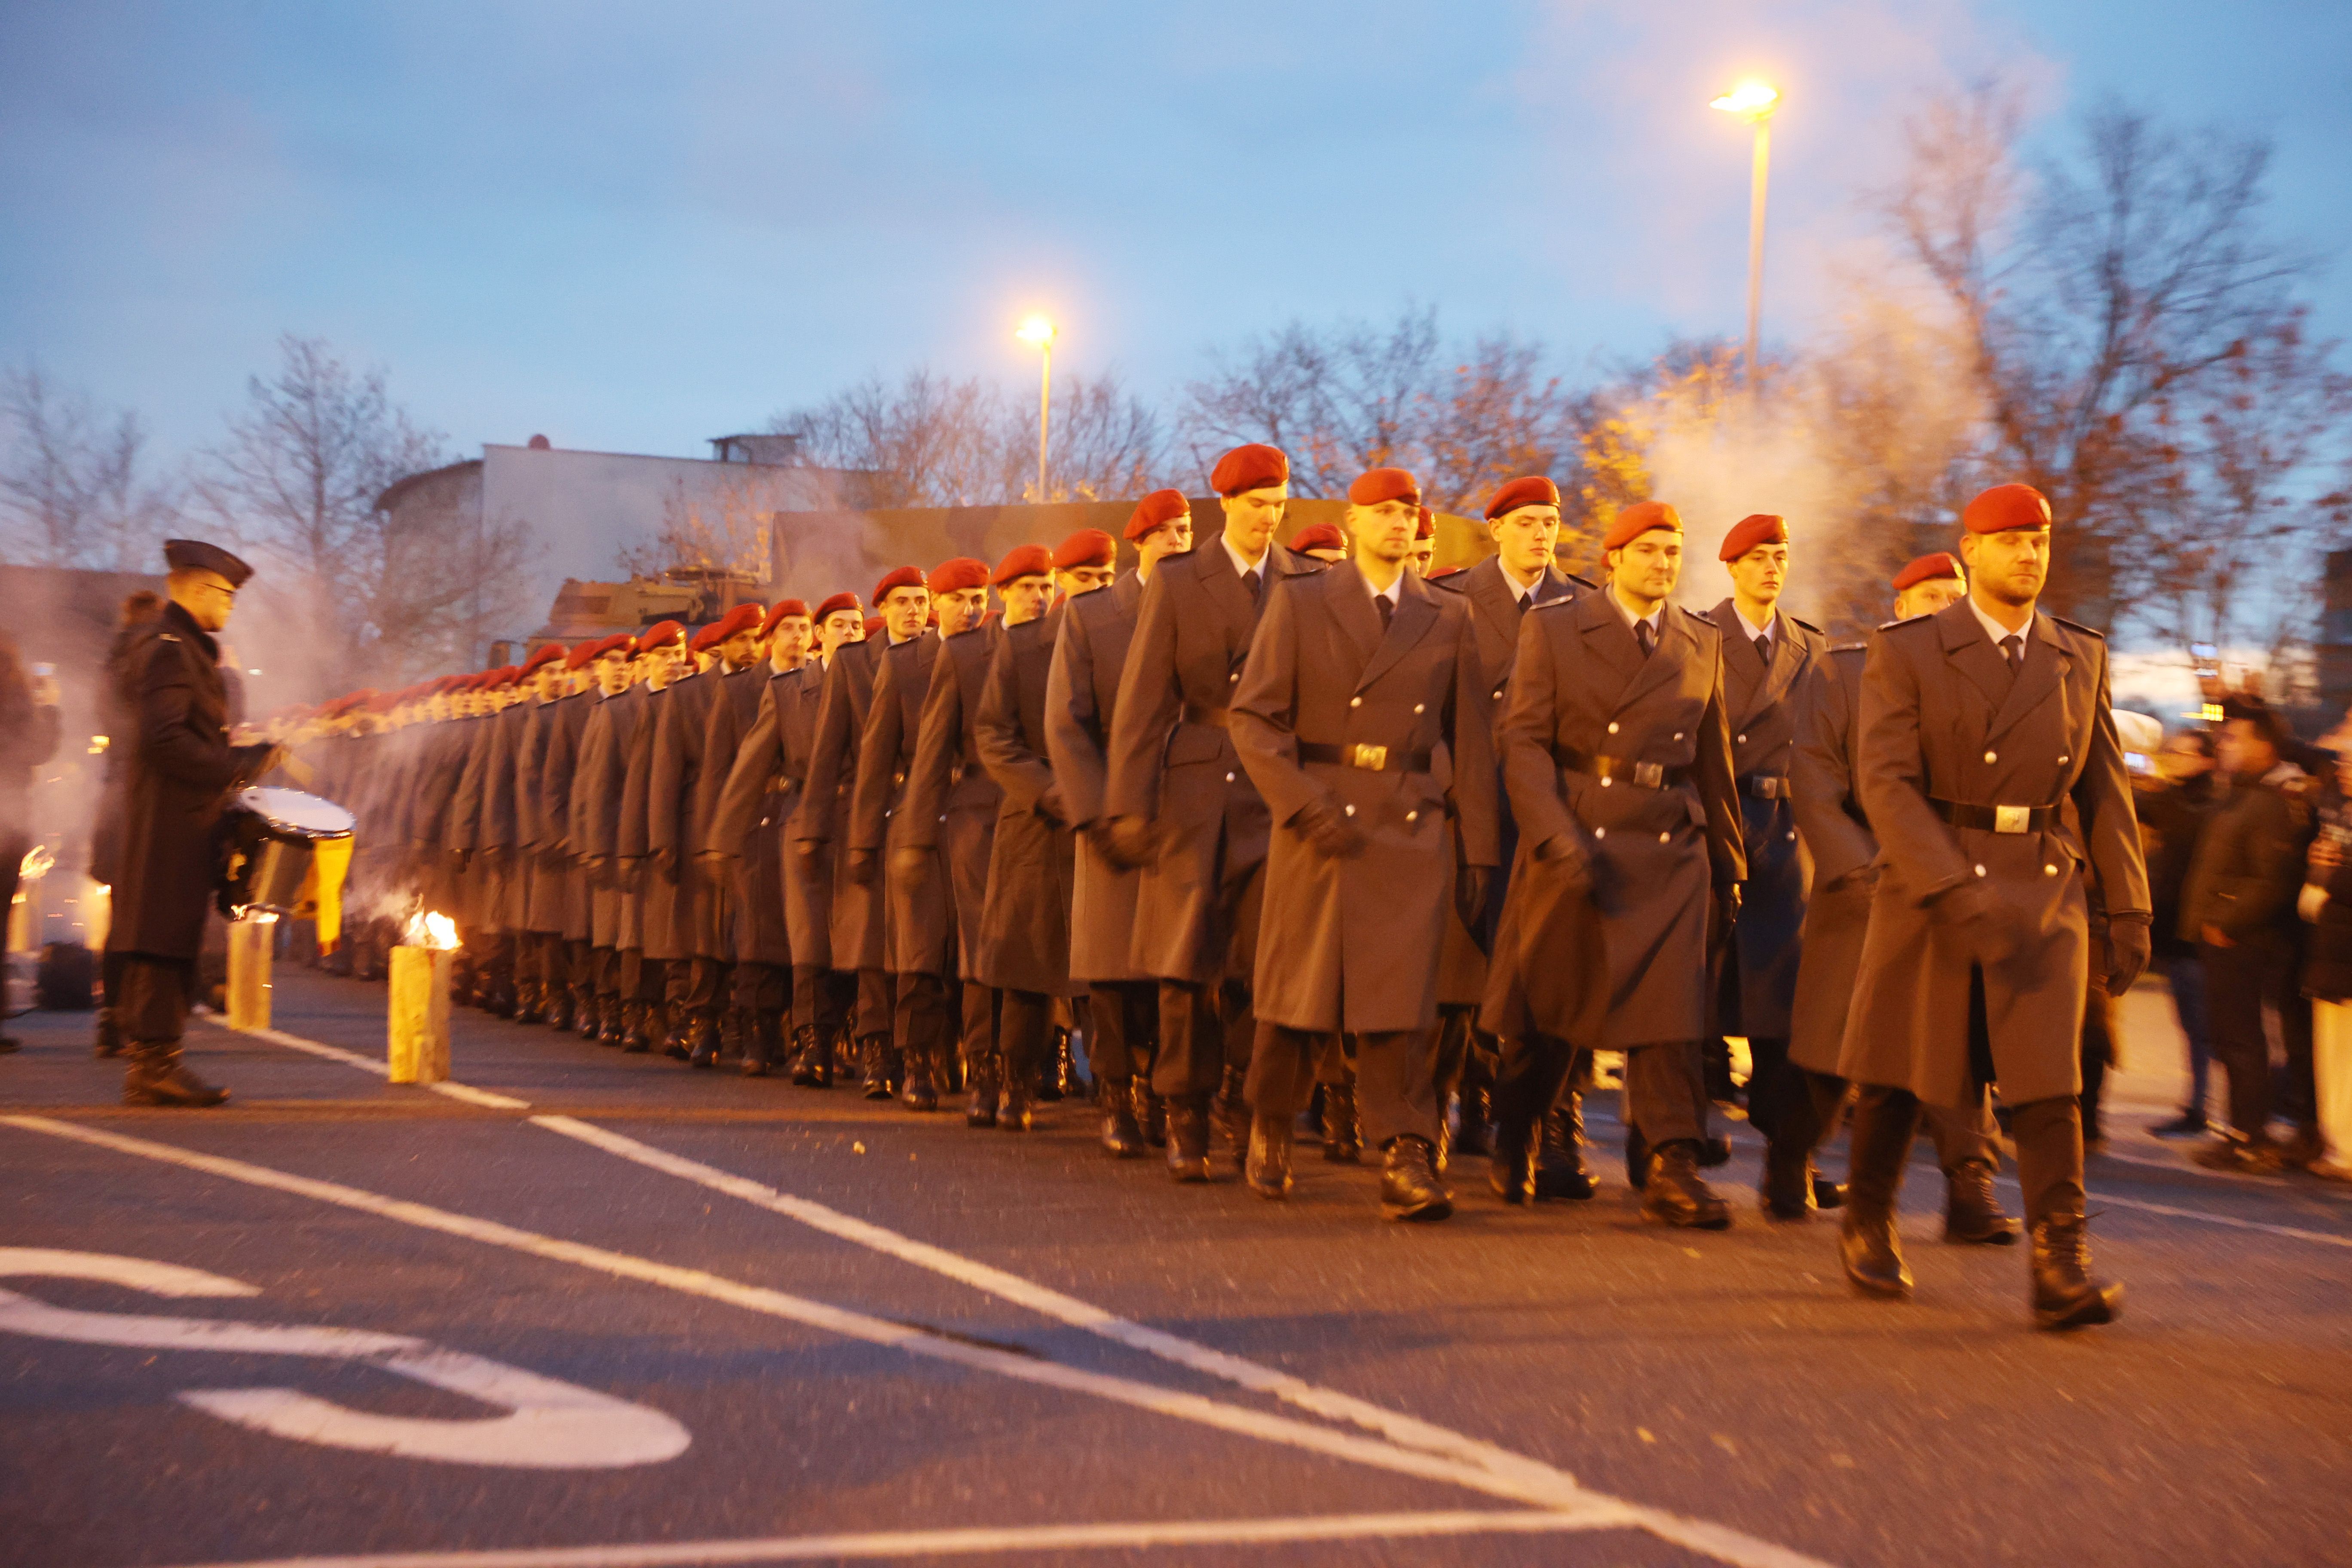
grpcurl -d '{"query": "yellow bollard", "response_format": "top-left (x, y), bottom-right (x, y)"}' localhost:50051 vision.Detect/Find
top-left (226, 917), bottom-right (273, 1031)
top-left (388, 945), bottom-right (453, 1083)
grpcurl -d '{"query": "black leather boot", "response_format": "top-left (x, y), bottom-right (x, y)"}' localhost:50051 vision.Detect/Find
top-left (1488, 1111), bottom-right (1539, 1205)
top-left (1246, 1112), bottom-right (1294, 1199)
top-left (620, 1001), bottom-right (652, 1054)
top-left (1812, 1173), bottom-right (1847, 1210)
top-left (1165, 1094), bottom-right (1213, 1182)
top-left (2030, 1210), bottom-right (2122, 1329)
top-left (1943, 1159), bottom-right (2019, 1245)
top-left (661, 1004), bottom-right (692, 1060)
top-left (578, 989), bottom-right (603, 1040)
top-left (1839, 1087), bottom-right (1919, 1297)
top-left (901, 1041), bottom-right (939, 1112)
top-left (1099, 1081), bottom-right (1145, 1158)
top-left (1534, 1099), bottom-right (1598, 1200)
top-left (1454, 1077), bottom-right (1494, 1159)
top-left (1134, 1078), bottom-right (1167, 1148)
top-left (1380, 1135), bottom-right (1453, 1222)
top-left (1625, 1124), bottom-right (1650, 1191)
top-left (1640, 1141), bottom-right (1732, 1229)
top-left (1321, 1075), bottom-right (1362, 1164)
top-left (967, 1043), bottom-right (1001, 1128)
top-left (544, 984), bottom-right (573, 1034)
top-left (1759, 1137), bottom-right (1816, 1221)
top-left (687, 1013), bottom-right (721, 1069)
top-left (512, 977), bottom-right (545, 1026)
top-left (786, 1026), bottom-right (821, 1086)
top-left (94, 1008), bottom-right (124, 1059)
top-left (1047, 1026), bottom-right (1080, 1101)
top-left (122, 1042), bottom-right (229, 1108)
top-left (858, 1035), bottom-right (894, 1099)
top-left (741, 1012), bottom-right (777, 1078)
top-left (1214, 1064), bottom-right (1250, 1172)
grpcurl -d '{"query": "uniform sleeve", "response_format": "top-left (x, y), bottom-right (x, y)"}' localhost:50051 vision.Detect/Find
top-left (1497, 611), bottom-right (1575, 855)
top-left (1856, 632), bottom-right (1972, 903)
top-left (2070, 646), bottom-right (2153, 919)
top-left (134, 640), bottom-right (248, 794)
top-left (1105, 568), bottom-right (1182, 821)
top-left (1046, 606), bottom-right (1108, 825)
top-left (1227, 573), bottom-right (1317, 827)
top-left (977, 629), bottom-right (1054, 814)
top-left (1694, 635), bottom-right (1746, 887)
top-left (646, 686), bottom-right (692, 855)
top-left (708, 682), bottom-right (783, 857)
top-left (791, 659), bottom-right (853, 844)
top-left (897, 648), bottom-right (962, 851)
top-left (1789, 657), bottom-right (1876, 885)
top-left (692, 683), bottom-right (746, 842)
top-left (847, 654), bottom-right (906, 854)
top-left (1446, 609), bottom-right (1500, 868)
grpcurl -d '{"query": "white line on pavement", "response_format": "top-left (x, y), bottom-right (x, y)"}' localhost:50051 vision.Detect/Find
top-left (1993, 1174), bottom-right (2352, 1250)
top-left (0, 1115), bottom-right (1831, 1568)
top-left (211, 1023), bottom-right (530, 1111)
top-left (150, 1508), bottom-right (1626, 1568)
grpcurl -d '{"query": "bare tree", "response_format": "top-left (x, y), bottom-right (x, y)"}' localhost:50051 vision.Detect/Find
top-left (0, 368), bottom-right (179, 570)
top-left (191, 335), bottom-right (530, 692)
top-left (617, 469), bottom-right (786, 580)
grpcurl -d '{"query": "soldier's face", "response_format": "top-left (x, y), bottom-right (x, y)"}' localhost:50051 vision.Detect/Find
top-left (999, 574), bottom-right (1053, 626)
top-left (1727, 543), bottom-right (1788, 606)
top-left (720, 630), bottom-right (760, 668)
top-left (1219, 486), bottom-right (1287, 557)
top-left (771, 617), bottom-right (812, 666)
top-left (1961, 527), bottom-right (2049, 607)
top-left (819, 611), bottom-right (864, 656)
top-left (1894, 577), bottom-right (1966, 619)
top-left (1488, 506), bottom-right (1560, 579)
top-left (935, 586), bottom-right (989, 636)
top-left (1136, 518), bottom-right (1191, 567)
top-left (2216, 718), bottom-right (2278, 780)
top-left (1058, 564), bottom-right (1115, 596)
top-left (595, 654), bottom-right (631, 695)
top-left (1608, 531), bottom-right (1683, 603)
top-left (881, 586), bottom-right (930, 641)
top-left (1410, 539), bottom-right (1434, 575)
top-left (174, 569), bottom-right (238, 633)
top-left (1348, 499), bottom-right (1418, 565)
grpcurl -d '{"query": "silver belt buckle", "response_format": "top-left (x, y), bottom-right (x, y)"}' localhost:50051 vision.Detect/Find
top-left (1993, 804), bottom-right (2031, 834)
top-left (1634, 761), bottom-right (1664, 788)
top-left (1351, 743), bottom-right (1388, 771)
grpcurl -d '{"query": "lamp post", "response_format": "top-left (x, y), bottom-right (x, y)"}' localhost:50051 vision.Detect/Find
top-left (1709, 80), bottom-right (1779, 389)
top-left (1016, 314), bottom-right (1056, 501)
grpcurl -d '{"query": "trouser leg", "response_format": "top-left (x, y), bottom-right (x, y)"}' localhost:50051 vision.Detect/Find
top-left (1086, 980), bottom-right (1152, 1086)
top-left (1152, 979), bottom-right (1225, 1099)
top-left (2273, 933), bottom-right (2317, 1129)
top-left (2165, 952), bottom-right (2214, 1117)
top-left (2202, 939), bottom-right (2273, 1139)
top-left (999, 990), bottom-right (1050, 1121)
top-left (1219, 977), bottom-right (1256, 1084)
top-left (1243, 1023), bottom-right (1322, 1123)
top-left (119, 954), bottom-right (195, 1044)
top-left (1744, 1035), bottom-right (1794, 1139)
top-left (856, 967), bottom-right (893, 1042)
top-left (1493, 1029), bottom-right (1579, 1133)
top-left (2008, 1095), bottom-right (2085, 1230)
top-left (1354, 1027), bottom-right (1442, 1149)
top-left (1623, 1041), bottom-right (1707, 1147)
top-left (961, 980), bottom-right (998, 1085)
top-left (1921, 1087), bottom-right (2000, 1171)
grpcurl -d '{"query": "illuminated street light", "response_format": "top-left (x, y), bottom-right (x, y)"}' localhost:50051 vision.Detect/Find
top-left (1710, 80), bottom-right (1780, 387)
top-left (1016, 315), bottom-right (1055, 501)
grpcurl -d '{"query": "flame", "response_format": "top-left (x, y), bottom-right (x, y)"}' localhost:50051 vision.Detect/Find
top-left (88, 735), bottom-right (109, 755)
top-left (403, 910), bottom-right (461, 949)
top-left (19, 844), bottom-right (54, 882)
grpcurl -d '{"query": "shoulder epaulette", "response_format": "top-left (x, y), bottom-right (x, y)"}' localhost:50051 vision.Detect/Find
top-left (1832, 640), bottom-right (1868, 655)
top-left (2048, 613), bottom-right (2106, 640)
top-left (1788, 615), bottom-right (1825, 635)
top-left (1681, 605), bottom-right (1716, 623)
top-left (1533, 595), bottom-right (1577, 611)
top-left (1879, 616), bottom-right (1935, 633)
top-left (1563, 571), bottom-right (1599, 591)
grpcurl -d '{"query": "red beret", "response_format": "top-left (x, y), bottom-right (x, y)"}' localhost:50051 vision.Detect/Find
top-left (872, 566), bottom-right (926, 604)
top-left (862, 614), bottom-right (885, 638)
top-left (1289, 521), bottom-right (1346, 555)
top-left (486, 665), bottom-right (521, 689)
top-left (1348, 467), bottom-right (1420, 507)
top-left (1963, 483), bottom-right (2052, 534)
top-left (706, 602), bottom-right (766, 645)
top-left (1485, 475), bottom-right (1561, 520)
top-left (1210, 443), bottom-right (1289, 497)
top-left (1054, 528), bottom-right (1117, 570)
top-left (634, 620), bottom-right (685, 656)
top-left (1718, 513), bottom-right (1788, 561)
top-left (1892, 551), bottom-right (1964, 593)
top-left (520, 642), bottom-right (567, 676)
top-left (564, 638), bottom-right (602, 671)
top-left (1126, 488), bottom-right (1191, 542)
top-left (1415, 506), bottom-right (1434, 540)
top-left (814, 591), bottom-right (861, 622)
top-left (928, 557), bottom-right (989, 595)
top-left (1603, 500), bottom-right (1682, 551)
top-left (689, 622), bottom-right (727, 654)
top-left (760, 599), bottom-right (811, 639)
top-left (992, 544), bottom-right (1054, 586)
top-left (1429, 564), bottom-right (1464, 580)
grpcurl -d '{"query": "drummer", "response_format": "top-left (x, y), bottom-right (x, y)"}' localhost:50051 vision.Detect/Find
top-left (108, 540), bottom-right (282, 1108)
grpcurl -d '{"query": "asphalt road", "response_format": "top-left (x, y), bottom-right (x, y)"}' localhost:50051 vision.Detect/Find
top-left (3, 968), bottom-right (2349, 1568)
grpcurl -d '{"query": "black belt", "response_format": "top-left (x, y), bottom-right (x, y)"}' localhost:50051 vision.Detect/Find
top-left (1932, 799), bottom-right (2055, 834)
top-left (1553, 745), bottom-right (1690, 790)
top-left (1181, 701), bottom-right (1230, 729)
top-left (1297, 741), bottom-right (1432, 774)
top-left (1740, 773), bottom-right (1792, 800)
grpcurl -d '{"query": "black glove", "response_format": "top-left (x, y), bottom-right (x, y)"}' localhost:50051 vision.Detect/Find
top-left (845, 846), bottom-right (878, 885)
top-left (1092, 815), bottom-right (1157, 870)
top-left (1454, 865), bottom-right (1491, 937)
top-left (694, 849), bottom-right (734, 883)
top-left (2105, 913), bottom-right (2152, 996)
top-left (646, 845), bottom-right (675, 880)
top-left (1295, 799), bottom-right (1367, 859)
top-left (1933, 878), bottom-right (2022, 965)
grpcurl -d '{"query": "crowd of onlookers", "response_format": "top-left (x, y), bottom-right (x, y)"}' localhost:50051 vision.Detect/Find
top-left (2133, 685), bottom-right (2352, 1176)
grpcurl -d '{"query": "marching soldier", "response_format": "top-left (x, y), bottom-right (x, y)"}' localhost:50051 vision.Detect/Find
top-left (1289, 521), bottom-right (1349, 564)
top-left (1410, 507), bottom-right (1436, 577)
top-left (613, 622), bottom-right (689, 1049)
top-left (1702, 514), bottom-right (1834, 1208)
top-left (1227, 468), bottom-right (1499, 1219)
top-left (902, 554), bottom-right (1017, 1121)
top-left (1777, 553), bottom-right (2018, 1238)
top-left (565, 633), bottom-right (644, 1044)
top-left (505, 642), bottom-right (570, 1024)
top-left (795, 575), bottom-right (913, 1097)
top-left (706, 599), bottom-right (812, 1075)
top-left (1048, 493), bottom-right (1192, 1155)
top-left (534, 638), bottom-right (605, 1035)
top-left (680, 602), bottom-right (773, 1067)
top-left (1484, 500), bottom-right (1747, 1228)
top-left (1839, 484), bottom-right (2149, 1328)
top-left (1104, 445), bottom-right (1323, 1181)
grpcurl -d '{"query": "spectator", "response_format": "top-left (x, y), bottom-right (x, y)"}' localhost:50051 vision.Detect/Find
top-left (2141, 729), bottom-right (2222, 1136)
top-left (0, 632), bottom-right (64, 1052)
top-left (2179, 700), bottom-right (2315, 1171)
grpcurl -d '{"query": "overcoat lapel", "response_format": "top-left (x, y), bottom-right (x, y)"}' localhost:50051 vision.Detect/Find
top-left (1617, 603), bottom-right (1693, 711)
top-left (1357, 574), bottom-right (1439, 692)
top-left (1936, 601), bottom-right (2015, 717)
top-left (1326, 561), bottom-right (1384, 670)
top-left (1711, 603), bottom-right (1764, 722)
top-left (1467, 563), bottom-right (1521, 655)
top-left (1985, 612), bottom-right (2067, 743)
top-left (1198, 534), bottom-right (1256, 640)
top-left (1576, 591), bottom-right (1646, 701)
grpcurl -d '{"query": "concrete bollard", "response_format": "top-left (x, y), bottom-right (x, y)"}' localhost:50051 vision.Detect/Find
top-left (388, 945), bottom-right (453, 1084)
top-left (226, 917), bottom-right (273, 1031)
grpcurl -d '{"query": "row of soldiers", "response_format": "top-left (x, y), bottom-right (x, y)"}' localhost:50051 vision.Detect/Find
top-left (284, 444), bottom-right (2149, 1330)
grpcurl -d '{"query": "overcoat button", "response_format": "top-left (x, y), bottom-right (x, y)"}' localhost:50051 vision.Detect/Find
top-left (1787, 831), bottom-right (1797, 841)
top-left (1737, 734), bottom-right (1747, 744)
top-left (1600, 777), bottom-right (1613, 787)
top-left (2058, 755), bottom-right (2069, 766)
top-left (1493, 688), bottom-right (1504, 700)
top-left (1343, 805), bottom-right (1356, 817)
top-left (1607, 722), bottom-right (1620, 734)
top-left (1658, 832), bottom-right (1671, 843)
top-left (1974, 864), bottom-right (1987, 877)
top-left (1350, 696), bottom-right (1362, 708)
top-left (1983, 750), bottom-right (1997, 763)
top-left (1594, 827), bottom-right (1607, 840)
top-left (1673, 732), bottom-right (1683, 741)
top-left (1230, 673), bottom-right (1240, 683)
top-left (1413, 704), bottom-right (1424, 714)
top-left (2044, 864), bottom-right (2058, 876)
top-left (1406, 811), bottom-right (1418, 823)
top-left (1225, 772), bottom-right (1234, 782)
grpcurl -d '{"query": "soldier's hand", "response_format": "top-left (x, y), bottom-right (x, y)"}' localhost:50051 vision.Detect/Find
top-left (647, 846), bottom-right (675, 879)
top-left (1717, 884), bottom-right (1743, 927)
top-left (2105, 914), bottom-right (2152, 995)
top-left (695, 849), bottom-right (733, 882)
top-left (1935, 879), bottom-right (2021, 965)
top-left (1039, 786), bottom-right (1069, 826)
top-left (846, 846), bottom-right (878, 885)
top-left (1093, 815), bottom-right (1157, 869)
top-left (1454, 866), bottom-right (1492, 936)
top-left (1295, 799), bottom-right (1367, 859)
top-left (1530, 833), bottom-right (1591, 890)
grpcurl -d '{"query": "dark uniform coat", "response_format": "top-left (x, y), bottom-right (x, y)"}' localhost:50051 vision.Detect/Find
top-left (1047, 573), bottom-right (1146, 983)
top-left (576, 687), bottom-right (651, 950)
top-left (1432, 557), bottom-right (1583, 1005)
top-left (88, 620), bottom-right (160, 888)
top-left (701, 662), bottom-right (805, 969)
top-left (1106, 537), bottom-right (1323, 985)
top-left (903, 623), bottom-right (1006, 983)
top-left (1482, 592), bottom-right (1746, 1050)
top-left (1707, 600), bottom-right (1831, 1039)
top-left (536, 690), bottom-right (597, 944)
top-left (851, 633), bottom-right (950, 977)
top-left (1230, 563), bottom-right (1500, 1033)
top-left (1843, 603), bottom-right (2150, 1108)
top-left (643, 668), bottom-right (728, 963)
top-left (792, 637), bottom-right (889, 971)
top-left (1786, 643), bottom-right (1877, 1076)
top-left (975, 607), bottom-right (1075, 997)
top-left (109, 600), bottom-right (275, 959)
top-left (689, 663), bottom-right (768, 965)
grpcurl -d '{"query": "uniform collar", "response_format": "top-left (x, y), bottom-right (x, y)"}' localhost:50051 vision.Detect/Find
top-left (1968, 593), bottom-right (2031, 650)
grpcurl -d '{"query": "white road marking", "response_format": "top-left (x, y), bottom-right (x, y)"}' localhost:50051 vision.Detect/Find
top-left (0, 1248), bottom-right (688, 1468)
top-left (1, 1115), bottom-right (1829, 1568)
top-left (216, 1023), bottom-right (528, 1110)
top-left (1993, 1176), bottom-right (2352, 1250)
top-left (149, 1508), bottom-right (1640, 1567)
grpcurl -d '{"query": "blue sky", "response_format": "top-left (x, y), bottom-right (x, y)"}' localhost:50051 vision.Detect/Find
top-left (3, 0), bottom-right (2346, 469)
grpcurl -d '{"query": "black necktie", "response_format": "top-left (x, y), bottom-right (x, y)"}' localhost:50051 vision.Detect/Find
top-left (1754, 634), bottom-right (1770, 666)
top-left (1243, 567), bottom-right (1262, 608)
top-left (1376, 593), bottom-right (1393, 632)
top-left (2000, 634), bottom-right (2023, 677)
top-left (1635, 620), bottom-right (1656, 659)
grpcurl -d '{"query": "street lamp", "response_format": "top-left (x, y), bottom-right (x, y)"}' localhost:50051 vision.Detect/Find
top-left (1016, 314), bottom-right (1056, 502)
top-left (1710, 79), bottom-right (1779, 388)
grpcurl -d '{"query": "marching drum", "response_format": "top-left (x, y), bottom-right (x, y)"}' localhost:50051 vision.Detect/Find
top-left (217, 787), bottom-right (356, 916)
